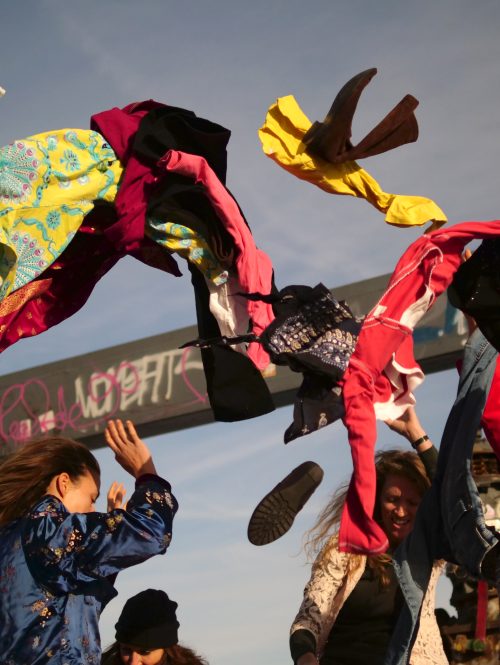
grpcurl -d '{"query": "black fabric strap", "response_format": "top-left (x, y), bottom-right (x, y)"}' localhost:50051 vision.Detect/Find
top-left (411, 434), bottom-right (429, 449)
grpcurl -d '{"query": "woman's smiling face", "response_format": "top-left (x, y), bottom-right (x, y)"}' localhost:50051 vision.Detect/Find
top-left (379, 474), bottom-right (421, 547)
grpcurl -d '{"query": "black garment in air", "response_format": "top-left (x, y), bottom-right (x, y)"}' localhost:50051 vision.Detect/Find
top-left (448, 238), bottom-right (500, 353)
top-left (284, 374), bottom-right (345, 444)
top-left (188, 264), bottom-right (275, 421)
top-left (133, 107), bottom-right (275, 422)
top-left (133, 105), bottom-right (231, 183)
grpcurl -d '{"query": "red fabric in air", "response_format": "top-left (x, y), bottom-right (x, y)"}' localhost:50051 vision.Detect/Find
top-left (480, 356), bottom-right (500, 460)
top-left (0, 213), bottom-right (181, 357)
top-left (340, 220), bottom-right (500, 554)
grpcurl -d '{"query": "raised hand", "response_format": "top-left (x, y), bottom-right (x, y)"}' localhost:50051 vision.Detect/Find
top-left (107, 481), bottom-right (127, 511)
top-left (385, 406), bottom-right (428, 446)
top-left (105, 419), bottom-right (157, 479)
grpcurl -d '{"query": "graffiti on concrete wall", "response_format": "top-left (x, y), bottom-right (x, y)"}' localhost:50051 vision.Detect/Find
top-left (0, 275), bottom-right (469, 449)
top-left (0, 345), bottom-right (206, 446)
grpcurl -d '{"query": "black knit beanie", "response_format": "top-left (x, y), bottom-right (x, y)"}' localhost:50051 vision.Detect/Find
top-left (115, 589), bottom-right (179, 649)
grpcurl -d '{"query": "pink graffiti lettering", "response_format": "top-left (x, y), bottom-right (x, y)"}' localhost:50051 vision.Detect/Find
top-left (0, 362), bottom-right (141, 447)
top-left (179, 348), bottom-right (207, 405)
top-left (0, 349), bottom-right (208, 449)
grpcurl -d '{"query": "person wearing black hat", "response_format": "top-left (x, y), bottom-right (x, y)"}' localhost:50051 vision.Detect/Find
top-left (102, 589), bottom-right (209, 665)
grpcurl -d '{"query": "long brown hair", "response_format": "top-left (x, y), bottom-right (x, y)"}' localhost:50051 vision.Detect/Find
top-left (0, 437), bottom-right (100, 526)
top-left (101, 642), bottom-right (209, 664)
top-left (304, 449), bottom-right (431, 585)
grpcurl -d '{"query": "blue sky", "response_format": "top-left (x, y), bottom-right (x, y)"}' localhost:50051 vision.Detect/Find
top-left (2, 1), bottom-right (500, 662)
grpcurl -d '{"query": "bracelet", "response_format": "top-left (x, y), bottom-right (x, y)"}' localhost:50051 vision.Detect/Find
top-left (411, 434), bottom-right (429, 449)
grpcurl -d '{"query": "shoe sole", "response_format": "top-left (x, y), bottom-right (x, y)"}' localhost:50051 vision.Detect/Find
top-left (247, 461), bottom-right (324, 546)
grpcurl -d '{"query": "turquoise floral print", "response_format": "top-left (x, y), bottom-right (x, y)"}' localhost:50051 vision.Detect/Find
top-left (0, 141), bottom-right (40, 204)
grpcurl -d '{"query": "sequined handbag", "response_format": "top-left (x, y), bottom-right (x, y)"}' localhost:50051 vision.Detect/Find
top-left (259, 283), bottom-right (363, 382)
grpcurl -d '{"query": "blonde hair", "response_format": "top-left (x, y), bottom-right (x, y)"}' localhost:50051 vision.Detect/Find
top-left (305, 449), bottom-right (431, 585)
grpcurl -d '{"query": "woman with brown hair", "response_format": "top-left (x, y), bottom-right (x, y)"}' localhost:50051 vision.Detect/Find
top-left (0, 419), bottom-right (178, 665)
top-left (289, 408), bottom-right (447, 665)
top-left (101, 589), bottom-right (209, 665)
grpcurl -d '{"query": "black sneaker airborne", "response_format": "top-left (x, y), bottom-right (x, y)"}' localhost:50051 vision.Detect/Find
top-left (247, 461), bottom-right (324, 546)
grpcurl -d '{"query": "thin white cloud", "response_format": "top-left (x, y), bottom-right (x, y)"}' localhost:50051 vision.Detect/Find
top-left (173, 429), bottom-right (278, 485)
top-left (42, 0), bottom-right (146, 99)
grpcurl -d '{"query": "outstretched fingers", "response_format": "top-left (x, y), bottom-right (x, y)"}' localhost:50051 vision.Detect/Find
top-left (104, 421), bottom-right (120, 454)
top-left (124, 419), bottom-right (141, 444)
top-left (104, 418), bottom-right (156, 478)
top-left (105, 419), bottom-right (130, 451)
top-left (107, 481), bottom-right (127, 511)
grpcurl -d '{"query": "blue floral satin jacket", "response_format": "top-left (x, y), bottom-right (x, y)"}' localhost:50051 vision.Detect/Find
top-left (0, 475), bottom-right (178, 664)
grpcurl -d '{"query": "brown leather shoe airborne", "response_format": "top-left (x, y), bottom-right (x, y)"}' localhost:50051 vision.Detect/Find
top-left (303, 68), bottom-right (419, 164)
top-left (347, 93), bottom-right (419, 161)
top-left (247, 461), bottom-right (324, 546)
top-left (303, 68), bottom-right (377, 161)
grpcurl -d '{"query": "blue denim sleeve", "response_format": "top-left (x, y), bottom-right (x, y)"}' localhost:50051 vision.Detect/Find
top-left (22, 477), bottom-right (178, 594)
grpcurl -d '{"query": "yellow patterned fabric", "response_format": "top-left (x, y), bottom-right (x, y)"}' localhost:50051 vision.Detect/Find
top-left (259, 96), bottom-right (447, 230)
top-left (0, 129), bottom-right (123, 299)
top-left (146, 218), bottom-right (228, 285)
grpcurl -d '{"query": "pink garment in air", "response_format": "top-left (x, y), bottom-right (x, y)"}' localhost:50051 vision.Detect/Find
top-left (159, 149), bottom-right (275, 370)
top-left (339, 220), bottom-right (500, 554)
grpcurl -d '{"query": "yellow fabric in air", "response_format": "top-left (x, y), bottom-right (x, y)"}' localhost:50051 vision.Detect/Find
top-left (258, 95), bottom-right (447, 230)
top-left (0, 128), bottom-right (123, 299)
top-left (146, 218), bottom-right (228, 285)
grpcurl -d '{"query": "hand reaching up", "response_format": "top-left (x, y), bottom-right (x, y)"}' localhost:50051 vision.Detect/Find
top-left (105, 419), bottom-right (157, 479)
top-left (385, 406), bottom-right (431, 450)
top-left (107, 481), bottom-right (127, 511)
top-left (385, 406), bottom-right (424, 440)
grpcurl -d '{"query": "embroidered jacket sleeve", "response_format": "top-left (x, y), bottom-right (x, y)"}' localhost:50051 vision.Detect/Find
top-left (290, 539), bottom-right (365, 658)
top-left (22, 475), bottom-right (178, 594)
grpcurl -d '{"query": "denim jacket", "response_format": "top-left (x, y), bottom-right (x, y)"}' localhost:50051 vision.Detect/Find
top-left (0, 475), bottom-right (177, 664)
top-left (386, 329), bottom-right (498, 664)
